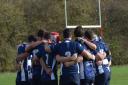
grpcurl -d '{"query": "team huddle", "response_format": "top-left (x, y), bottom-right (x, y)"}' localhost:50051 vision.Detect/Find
top-left (16, 26), bottom-right (112, 85)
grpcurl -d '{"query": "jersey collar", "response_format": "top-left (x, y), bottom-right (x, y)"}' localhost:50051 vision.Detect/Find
top-left (64, 38), bottom-right (72, 42)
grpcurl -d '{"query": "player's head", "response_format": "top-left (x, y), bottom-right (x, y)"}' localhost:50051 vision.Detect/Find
top-left (44, 31), bottom-right (51, 40)
top-left (84, 30), bottom-right (94, 41)
top-left (92, 33), bottom-right (99, 41)
top-left (99, 36), bottom-right (104, 42)
top-left (63, 28), bottom-right (72, 39)
top-left (37, 29), bottom-right (45, 40)
top-left (44, 31), bottom-right (52, 43)
top-left (28, 35), bottom-right (37, 43)
top-left (74, 26), bottom-right (83, 37)
top-left (51, 32), bottom-right (60, 43)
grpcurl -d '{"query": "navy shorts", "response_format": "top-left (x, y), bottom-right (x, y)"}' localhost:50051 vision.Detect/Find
top-left (41, 80), bottom-right (58, 85)
top-left (80, 79), bottom-right (95, 85)
top-left (60, 74), bottom-right (80, 85)
top-left (95, 73), bottom-right (105, 85)
top-left (16, 81), bottom-right (31, 85)
top-left (32, 75), bottom-right (41, 85)
top-left (80, 79), bottom-right (85, 85)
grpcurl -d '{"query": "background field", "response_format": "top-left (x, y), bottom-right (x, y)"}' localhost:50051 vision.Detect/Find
top-left (0, 1), bottom-right (128, 72)
top-left (0, 65), bottom-right (128, 85)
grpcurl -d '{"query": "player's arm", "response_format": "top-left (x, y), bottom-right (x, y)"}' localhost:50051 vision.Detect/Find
top-left (96, 60), bottom-right (103, 65)
top-left (40, 57), bottom-right (52, 76)
top-left (15, 60), bottom-right (21, 71)
top-left (32, 55), bottom-right (40, 65)
top-left (108, 60), bottom-right (112, 66)
top-left (16, 45), bottom-right (29, 62)
top-left (64, 61), bottom-right (76, 67)
top-left (64, 55), bottom-right (83, 67)
top-left (16, 52), bottom-right (29, 61)
top-left (95, 52), bottom-right (106, 61)
top-left (17, 40), bottom-right (48, 61)
top-left (16, 41), bottom-right (42, 62)
top-left (15, 63), bottom-right (20, 71)
top-left (55, 43), bottom-right (77, 63)
top-left (44, 42), bottom-right (51, 53)
top-left (76, 55), bottom-right (83, 63)
top-left (35, 47), bottom-right (52, 76)
top-left (76, 43), bottom-right (95, 60)
top-left (16, 46), bottom-right (26, 70)
top-left (25, 40), bottom-right (46, 52)
top-left (56, 54), bottom-right (77, 63)
top-left (83, 39), bottom-right (97, 50)
top-left (81, 50), bottom-right (95, 60)
top-left (107, 50), bottom-right (112, 66)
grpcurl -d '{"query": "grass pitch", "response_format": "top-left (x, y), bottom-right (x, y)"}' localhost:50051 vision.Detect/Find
top-left (0, 65), bottom-right (128, 85)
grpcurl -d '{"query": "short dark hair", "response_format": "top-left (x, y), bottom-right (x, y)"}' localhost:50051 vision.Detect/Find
top-left (44, 31), bottom-right (51, 40)
top-left (28, 35), bottom-right (36, 42)
top-left (63, 29), bottom-right (72, 38)
top-left (84, 30), bottom-right (93, 40)
top-left (74, 26), bottom-right (83, 37)
top-left (37, 29), bottom-right (45, 38)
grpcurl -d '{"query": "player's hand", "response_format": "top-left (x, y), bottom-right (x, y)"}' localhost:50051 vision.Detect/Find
top-left (16, 63), bottom-right (21, 71)
top-left (91, 55), bottom-right (95, 60)
top-left (42, 39), bottom-right (48, 44)
top-left (96, 61), bottom-right (102, 65)
top-left (64, 61), bottom-right (76, 67)
top-left (75, 56), bottom-right (83, 63)
top-left (64, 62), bottom-right (70, 67)
top-left (70, 53), bottom-right (77, 61)
top-left (82, 38), bottom-right (87, 42)
top-left (45, 68), bottom-right (52, 76)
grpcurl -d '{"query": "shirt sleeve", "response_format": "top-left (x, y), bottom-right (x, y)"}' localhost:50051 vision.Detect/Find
top-left (16, 45), bottom-right (25, 63)
top-left (93, 43), bottom-right (101, 55)
top-left (103, 44), bottom-right (109, 52)
top-left (17, 45), bottom-right (25, 54)
top-left (36, 45), bottom-right (44, 59)
top-left (54, 44), bottom-right (60, 55)
top-left (107, 55), bottom-right (112, 62)
top-left (91, 50), bottom-right (97, 55)
top-left (76, 42), bottom-right (85, 54)
top-left (50, 44), bottom-right (55, 53)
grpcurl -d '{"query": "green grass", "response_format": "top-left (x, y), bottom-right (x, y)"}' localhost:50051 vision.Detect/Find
top-left (0, 65), bottom-right (128, 85)
top-left (111, 65), bottom-right (128, 85)
top-left (0, 72), bottom-right (16, 85)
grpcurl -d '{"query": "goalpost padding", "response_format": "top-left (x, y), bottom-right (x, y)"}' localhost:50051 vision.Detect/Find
top-left (64, 0), bottom-right (102, 29)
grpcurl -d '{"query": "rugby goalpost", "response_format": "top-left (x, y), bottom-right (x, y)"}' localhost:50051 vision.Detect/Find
top-left (64, 0), bottom-right (102, 29)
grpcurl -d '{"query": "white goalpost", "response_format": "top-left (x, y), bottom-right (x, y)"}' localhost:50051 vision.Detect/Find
top-left (64, 0), bottom-right (102, 29)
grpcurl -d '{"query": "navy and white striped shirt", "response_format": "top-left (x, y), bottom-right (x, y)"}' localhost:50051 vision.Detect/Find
top-left (36, 44), bottom-right (57, 80)
top-left (16, 43), bottom-right (29, 82)
top-left (55, 39), bottom-right (84, 76)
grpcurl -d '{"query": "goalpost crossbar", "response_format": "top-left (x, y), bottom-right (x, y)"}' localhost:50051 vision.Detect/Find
top-left (64, 0), bottom-right (102, 29)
